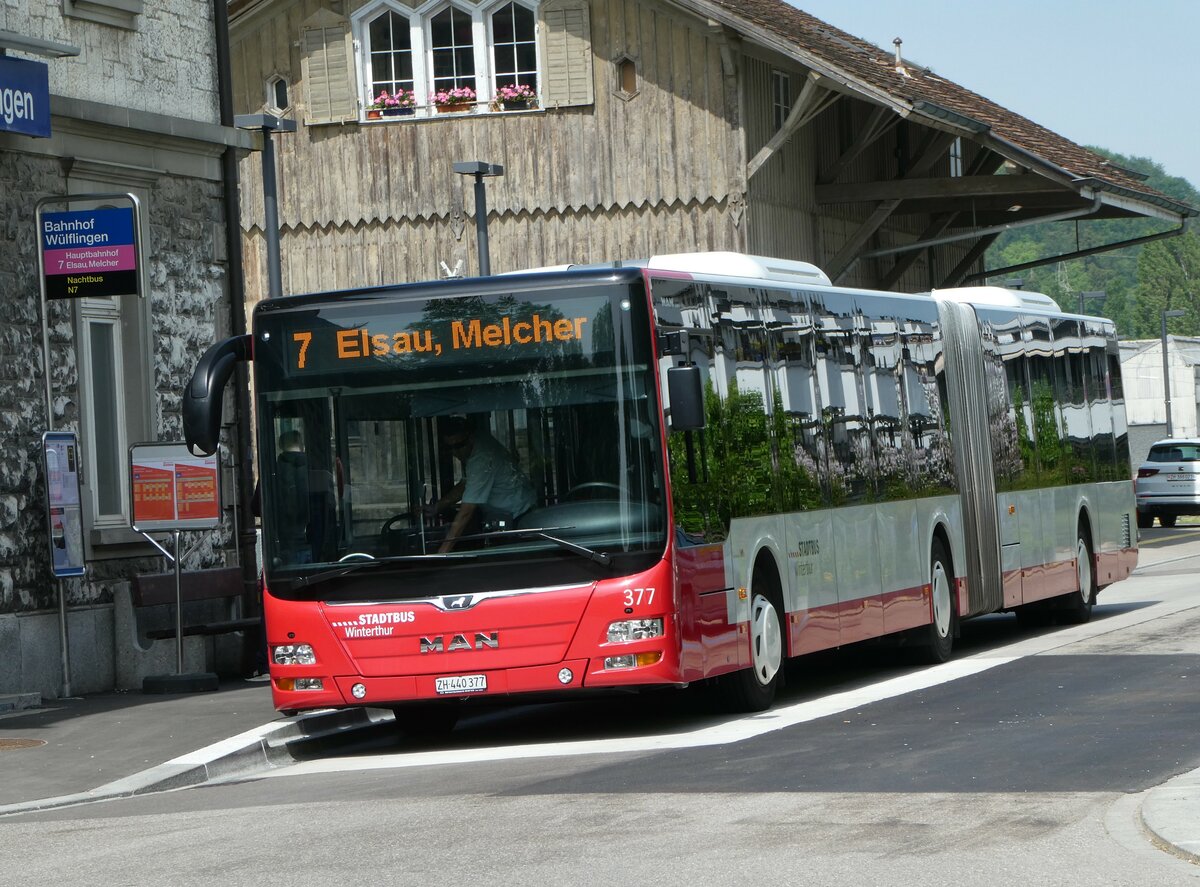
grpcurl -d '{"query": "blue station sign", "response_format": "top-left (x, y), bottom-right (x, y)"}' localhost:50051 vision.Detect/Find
top-left (0, 55), bottom-right (51, 139)
top-left (40, 207), bottom-right (138, 299)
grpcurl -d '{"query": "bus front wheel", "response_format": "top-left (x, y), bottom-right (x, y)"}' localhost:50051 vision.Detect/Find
top-left (716, 574), bottom-right (783, 712)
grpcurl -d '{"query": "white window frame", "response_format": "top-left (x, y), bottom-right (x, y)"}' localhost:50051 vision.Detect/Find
top-left (949, 136), bottom-right (964, 177)
top-left (64, 185), bottom-right (155, 547)
top-left (488, 0), bottom-right (540, 94)
top-left (79, 297), bottom-right (130, 528)
top-left (351, 0), bottom-right (541, 120)
top-left (265, 73), bottom-right (292, 115)
top-left (771, 70), bottom-right (791, 133)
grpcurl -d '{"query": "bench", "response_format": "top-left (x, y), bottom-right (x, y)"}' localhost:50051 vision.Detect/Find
top-left (131, 568), bottom-right (260, 639)
top-left (113, 566), bottom-right (257, 689)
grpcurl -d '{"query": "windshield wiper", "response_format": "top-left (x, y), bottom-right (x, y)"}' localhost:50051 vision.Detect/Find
top-left (289, 527), bottom-right (611, 590)
top-left (455, 526), bottom-right (612, 566)
top-left (288, 554), bottom-right (455, 590)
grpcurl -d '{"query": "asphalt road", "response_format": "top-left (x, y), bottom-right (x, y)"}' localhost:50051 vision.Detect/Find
top-left (5, 527), bottom-right (1200, 887)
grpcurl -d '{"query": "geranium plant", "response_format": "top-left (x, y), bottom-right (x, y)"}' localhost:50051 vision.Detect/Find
top-left (430, 86), bottom-right (477, 107)
top-left (496, 83), bottom-right (537, 104)
top-left (370, 88), bottom-right (416, 111)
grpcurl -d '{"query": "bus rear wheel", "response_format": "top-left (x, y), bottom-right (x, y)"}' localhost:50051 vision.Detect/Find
top-left (914, 538), bottom-right (955, 663)
top-left (716, 574), bottom-right (783, 712)
top-left (1056, 530), bottom-right (1095, 625)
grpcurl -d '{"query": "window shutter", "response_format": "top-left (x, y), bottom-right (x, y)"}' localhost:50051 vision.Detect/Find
top-left (300, 11), bottom-right (357, 125)
top-left (540, 0), bottom-right (594, 108)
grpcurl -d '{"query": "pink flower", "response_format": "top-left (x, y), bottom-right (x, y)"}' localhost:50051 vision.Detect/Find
top-left (497, 83), bottom-right (536, 102)
top-left (431, 85), bottom-right (477, 106)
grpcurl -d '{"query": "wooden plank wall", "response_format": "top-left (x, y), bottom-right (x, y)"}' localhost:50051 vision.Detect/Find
top-left (230, 0), bottom-right (746, 298)
top-left (742, 56), bottom-right (816, 266)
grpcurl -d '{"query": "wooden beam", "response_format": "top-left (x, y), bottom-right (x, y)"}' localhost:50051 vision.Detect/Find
top-left (885, 193), bottom-right (1083, 217)
top-left (816, 174), bottom-right (1068, 205)
top-left (827, 131), bottom-right (956, 283)
top-left (940, 233), bottom-right (999, 287)
top-left (879, 150), bottom-right (1005, 290)
top-left (746, 72), bottom-right (839, 181)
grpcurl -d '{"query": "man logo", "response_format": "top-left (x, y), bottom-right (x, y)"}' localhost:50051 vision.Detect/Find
top-left (443, 595), bottom-right (474, 610)
top-left (419, 632), bottom-right (499, 653)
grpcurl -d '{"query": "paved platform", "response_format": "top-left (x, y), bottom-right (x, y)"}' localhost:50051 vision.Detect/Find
top-left (0, 675), bottom-right (1197, 871)
top-left (0, 678), bottom-right (387, 815)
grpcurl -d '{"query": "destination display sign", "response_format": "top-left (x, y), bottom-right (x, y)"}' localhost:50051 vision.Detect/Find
top-left (278, 298), bottom-right (607, 379)
top-left (41, 207), bottom-right (138, 300)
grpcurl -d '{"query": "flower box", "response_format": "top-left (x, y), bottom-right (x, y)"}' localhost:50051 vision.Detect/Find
top-left (431, 86), bottom-right (477, 114)
top-left (495, 84), bottom-right (538, 113)
top-left (369, 88), bottom-right (416, 118)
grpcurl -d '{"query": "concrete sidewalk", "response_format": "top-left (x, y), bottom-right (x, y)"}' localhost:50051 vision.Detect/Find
top-left (0, 679), bottom-right (388, 816)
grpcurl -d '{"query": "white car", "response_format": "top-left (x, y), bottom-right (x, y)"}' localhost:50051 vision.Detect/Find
top-left (1135, 439), bottom-right (1200, 528)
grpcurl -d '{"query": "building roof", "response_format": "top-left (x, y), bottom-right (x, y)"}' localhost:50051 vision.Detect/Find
top-left (1121, 337), bottom-right (1200, 366)
top-left (694, 0), bottom-right (1195, 221)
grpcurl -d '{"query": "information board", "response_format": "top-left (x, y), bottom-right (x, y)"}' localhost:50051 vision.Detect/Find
top-left (130, 442), bottom-right (221, 532)
top-left (42, 431), bottom-right (85, 577)
top-left (40, 207), bottom-right (138, 300)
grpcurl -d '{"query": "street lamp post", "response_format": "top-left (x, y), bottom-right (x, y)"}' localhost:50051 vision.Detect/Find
top-left (1162, 308), bottom-right (1186, 438)
top-left (453, 161), bottom-right (504, 276)
top-left (234, 113), bottom-right (297, 299)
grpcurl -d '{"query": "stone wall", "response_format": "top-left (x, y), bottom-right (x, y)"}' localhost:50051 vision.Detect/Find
top-left (1, 1), bottom-right (219, 125)
top-left (0, 0), bottom-right (245, 698)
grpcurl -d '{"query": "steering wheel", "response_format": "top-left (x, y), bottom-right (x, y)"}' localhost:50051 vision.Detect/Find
top-left (339, 552), bottom-right (375, 562)
top-left (380, 512), bottom-right (417, 536)
top-left (564, 482), bottom-right (621, 500)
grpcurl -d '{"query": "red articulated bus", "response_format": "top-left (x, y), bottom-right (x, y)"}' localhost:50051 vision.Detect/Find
top-left (184, 252), bottom-right (1137, 724)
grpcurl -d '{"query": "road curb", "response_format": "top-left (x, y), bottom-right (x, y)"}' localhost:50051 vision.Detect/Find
top-left (1139, 765), bottom-right (1200, 864)
top-left (0, 706), bottom-right (395, 817)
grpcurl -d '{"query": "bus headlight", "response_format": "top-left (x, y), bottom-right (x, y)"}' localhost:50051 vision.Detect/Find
top-left (272, 644), bottom-right (317, 665)
top-left (607, 618), bottom-right (663, 644)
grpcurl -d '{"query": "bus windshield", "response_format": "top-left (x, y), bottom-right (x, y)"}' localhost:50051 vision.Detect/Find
top-left (252, 277), bottom-right (667, 600)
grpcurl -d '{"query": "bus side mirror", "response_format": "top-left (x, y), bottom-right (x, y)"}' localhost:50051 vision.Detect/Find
top-left (667, 365), bottom-right (705, 431)
top-left (183, 334), bottom-right (251, 456)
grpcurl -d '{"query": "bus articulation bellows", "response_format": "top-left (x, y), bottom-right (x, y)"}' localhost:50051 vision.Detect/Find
top-left (184, 252), bottom-right (1137, 721)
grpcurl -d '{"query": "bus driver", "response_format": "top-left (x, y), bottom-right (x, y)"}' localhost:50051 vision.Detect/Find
top-left (430, 416), bottom-right (535, 553)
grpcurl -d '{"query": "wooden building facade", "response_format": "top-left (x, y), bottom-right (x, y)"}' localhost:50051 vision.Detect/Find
top-left (227, 0), bottom-right (1193, 308)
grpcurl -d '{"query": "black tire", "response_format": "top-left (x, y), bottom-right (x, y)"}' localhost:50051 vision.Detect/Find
top-left (1136, 511), bottom-right (1153, 529)
top-left (913, 537), bottom-right (955, 663)
top-left (1159, 514), bottom-right (1178, 528)
top-left (1056, 528), bottom-right (1095, 624)
top-left (392, 700), bottom-right (461, 739)
top-left (715, 571), bottom-right (784, 712)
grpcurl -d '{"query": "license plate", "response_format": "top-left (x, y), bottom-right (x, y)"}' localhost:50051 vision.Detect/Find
top-left (1169, 473), bottom-right (1192, 482)
top-left (435, 674), bottom-right (487, 695)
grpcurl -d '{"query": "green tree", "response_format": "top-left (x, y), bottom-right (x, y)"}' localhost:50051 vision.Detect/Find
top-left (1136, 234), bottom-right (1200, 337)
